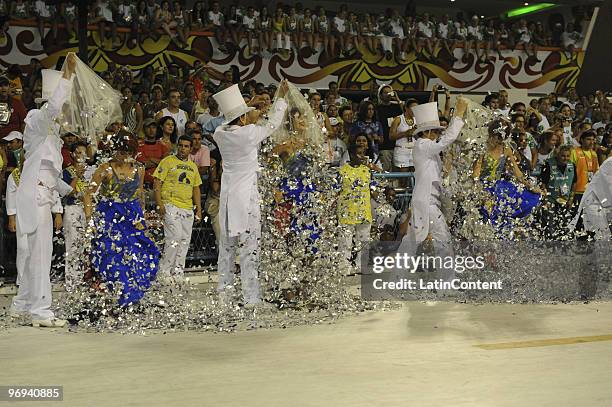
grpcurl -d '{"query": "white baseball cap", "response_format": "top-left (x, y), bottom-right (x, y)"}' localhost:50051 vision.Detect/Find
top-left (3, 131), bottom-right (23, 141)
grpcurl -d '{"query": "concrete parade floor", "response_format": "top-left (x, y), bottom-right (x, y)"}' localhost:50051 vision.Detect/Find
top-left (1, 299), bottom-right (611, 407)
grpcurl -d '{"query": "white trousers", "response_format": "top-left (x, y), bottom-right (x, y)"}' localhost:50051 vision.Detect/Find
top-left (275, 32), bottom-right (291, 50)
top-left (217, 211), bottom-right (261, 305)
top-left (398, 203), bottom-right (455, 280)
top-left (63, 205), bottom-right (86, 291)
top-left (15, 222), bottom-right (28, 287)
top-left (339, 223), bottom-right (372, 272)
top-left (160, 204), bottom-right (194, 280)
top-left (11, 186), bottom-right (55, 319)
top-left (583, 205), bottom-right (611, 241)
top-left (379, 36), bottom-right (393, 52)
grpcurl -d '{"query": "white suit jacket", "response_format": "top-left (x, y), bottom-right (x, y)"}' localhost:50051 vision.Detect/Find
top-left (16, 77), bottom-right (72, 234)
top-left (569, 157), bottom-right (612, 231)
top-left (410, 117), bottom-right (464, 243)
top-left (213, 98), bottom-right (288, 237)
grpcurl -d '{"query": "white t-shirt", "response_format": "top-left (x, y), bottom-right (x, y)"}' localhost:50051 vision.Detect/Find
top-left (97, 0), bottom-right (113, 22)
top-left (517, 27), bottom-right (531, 43)
top-left (333, 16), bottom-right (346, 33)
top-left (418, 21), bottom-right (434, 38)
top-left (562, 31), bottom-right (582, 47)
top-left (242, 15), bottom-right (256, 30)
top-left (467, 24), bottom-right (482, 40)
top-left (35, 0), bottom-right (51, 17)
top-left (118, 4), bottom-right (133, 21)
top-left (161, 108), bottom-right (189, 136)
top-left (208, 11), bottom-right (224, 26)
top-left (438, 22), bottom-right (449, 39)
top-left (537, 115), bottom-right (550, 133)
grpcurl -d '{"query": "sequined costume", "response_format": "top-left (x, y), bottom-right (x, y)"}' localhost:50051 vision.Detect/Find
top-left (91, 166), bottom-right (159, 306)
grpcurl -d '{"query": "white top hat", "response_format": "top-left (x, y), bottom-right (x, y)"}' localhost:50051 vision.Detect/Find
top-left (35, 69), bottom-right (63, 104)
top-left (412, 102), bottom-right (443, 135)
top-left (213, 84), bottom-right (254, 125)
top-left (3, 130), bottom-right (23, 141)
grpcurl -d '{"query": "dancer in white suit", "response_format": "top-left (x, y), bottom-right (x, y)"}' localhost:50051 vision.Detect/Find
top-left (212, 82), bottom-right (289, 306)
top-left (10, 53), bottom-right (77, 327)
top-left (398, 98), bottom-right (468, 282)
top-left (569, 157), bottom-right (612, 240)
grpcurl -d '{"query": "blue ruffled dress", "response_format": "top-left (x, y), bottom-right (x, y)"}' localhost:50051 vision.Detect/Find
top-left (91, 166), bottom-right (160, 306)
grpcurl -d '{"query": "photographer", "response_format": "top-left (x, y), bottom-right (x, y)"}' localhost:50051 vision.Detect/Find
top-left (376, 85), bottom-right (403, 172)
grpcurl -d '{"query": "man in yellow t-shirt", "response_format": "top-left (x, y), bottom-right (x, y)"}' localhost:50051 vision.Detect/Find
top-left (153, 136), bottom-right (203, 281)
top-left (337, 145), bottom-right (374, 273)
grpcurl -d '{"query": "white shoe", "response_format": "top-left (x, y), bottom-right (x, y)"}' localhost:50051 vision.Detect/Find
top-left (32, 318), bottom-right (67, 328)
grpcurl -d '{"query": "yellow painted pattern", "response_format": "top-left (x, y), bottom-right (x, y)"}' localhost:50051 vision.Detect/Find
top-left (475, 334), bottom-right (612, 350)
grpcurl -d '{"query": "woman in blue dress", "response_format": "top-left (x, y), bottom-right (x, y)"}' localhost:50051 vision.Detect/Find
top-left (84, 132), bottom-right (160, 307)
top-left (472, 120), bottom-right (542, 236)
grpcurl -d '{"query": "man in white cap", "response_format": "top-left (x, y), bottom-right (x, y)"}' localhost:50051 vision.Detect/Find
top-left (10, 53), bottom-right (77, 327)
top-left (2, 131), bottom-right (24, 174)
top-left (212, 81), bottom-right (289, 307)
top-left (397, 98), bottom-right (468, 288)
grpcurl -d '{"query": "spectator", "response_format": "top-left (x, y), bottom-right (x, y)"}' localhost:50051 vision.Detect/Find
top-left (157, 116), bottom-right (178, 152)
top-left (196, 94), bottom-right (219, 128)
top-left (339, 106), bottom-right (354, 144)
top-left (376, 85), bottom-right (403, 172)
top-left (156, 88), bottom-right (189, 136)
top-left (324, 117), bottom-right (348, 167)
top-left (539, 144), bottom-right (575, 238)
top-left (351, 101), bottom-right (383, 155)
top-left (437, 14), bottom-right (457, 61)
top-left (135, 1), bottom-right (152, 44)
top-left (188, 125), bottom-right (210, 178)
top-left (116, 0), bottom-right (138, 48)
top-left (0, 76), bottom-right (27, 139)
top-left (466, 16), bottom-right (484, 63)
top-left (180, 82), bottom-right (197, 117)
top-left (60, 2), bottom-right (78, 42)
top-left (154, 135), bottom-right (202, 281)
top-left (300, 7), bottom-right (316, 53)
top-left (60, 131), bottom-right (77, 168)
top-left (272, 7), bottom-right (289, 53)
top-left (258, 6), bottom-right (273, 55)
top-left (137, 118), bottom-right (169, 187)
top-left (144, 84), bottom-right (167, 120)
top-left (532, 130), bottom-right (559, 177)
top-left (10, 0), bottom-right (29, 20)
top-left (92, 0), bottom-right (119, 48)
top-left (157, 0), bottom-right (186, 48)
top-left (2, 130), bottom-right (23, 176)
top-left (242, 6), bottom-right (258, 54)
top-left (337, 141), bottom-right (375, 273)
top-left (34, 0), bottom-right (57, 44)
top-left (390, 99), bottom-right (418, 178)
top-left (208, 1), bottom-right (227, 52)
top-left (189, 1), bottom-right (207, 30)
top-left (561, 22), bottom-right (582, 58)
top-left (191, 86), bottom-right (211, 122)
top-left (570, 130), bottom-right (599, 209)
top-left (316, 7), bottom-right (333, 56)
top-left (286, 7), bottom-right (300, 54)
top-left (121, 86), bottom-right (144, 136)
top-left (225, 4), bottom-right (243, 52)
top-left (417, 12), bottom-right (437, 58)
top-left (514, 18), bottom-right (539, 61)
